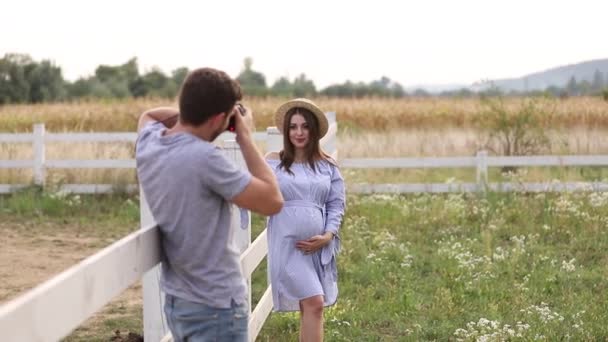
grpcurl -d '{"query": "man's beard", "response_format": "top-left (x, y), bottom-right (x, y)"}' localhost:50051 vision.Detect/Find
top-left (209, 126), bottom-right (225, 142)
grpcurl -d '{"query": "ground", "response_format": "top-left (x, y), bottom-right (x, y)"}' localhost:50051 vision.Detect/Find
top-left (0, 215), bottom-right (144, 342)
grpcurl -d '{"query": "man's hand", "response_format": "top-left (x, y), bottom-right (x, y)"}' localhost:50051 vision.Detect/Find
top-left (137, 107), bottom-right (179, 132)
top-left (234, 105), bottom-right (255, 143)
top-left (296, 232), bottom-right (334, 254)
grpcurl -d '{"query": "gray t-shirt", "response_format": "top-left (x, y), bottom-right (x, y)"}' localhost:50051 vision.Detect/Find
top-left (136, 122), bottom-right (251, 308)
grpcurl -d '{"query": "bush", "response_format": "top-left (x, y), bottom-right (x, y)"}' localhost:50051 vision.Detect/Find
top-left (475, 97), bottom-right (551, 172)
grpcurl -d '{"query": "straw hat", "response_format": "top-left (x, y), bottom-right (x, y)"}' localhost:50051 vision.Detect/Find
top-left (274, 98), bottom-right (328, 138)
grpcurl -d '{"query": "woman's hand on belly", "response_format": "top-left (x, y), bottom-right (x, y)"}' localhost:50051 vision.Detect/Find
top-left (295, 232), bottom-right (334, 254)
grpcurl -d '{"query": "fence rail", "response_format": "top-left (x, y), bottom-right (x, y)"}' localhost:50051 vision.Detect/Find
top-left (0, 122), bottom-right (332, 193)
top-left (344, 152), bottom-right (608, 193)
top-left (342, 155), bottom-right (608, 168)
top-left (0, 224), bottom-right (161, 341)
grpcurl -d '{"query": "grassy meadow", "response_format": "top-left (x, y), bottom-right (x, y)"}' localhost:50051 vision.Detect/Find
top-left (1, 96), bottom-right (608, 340)
top-left (1, 189), bottom-right (607, 340)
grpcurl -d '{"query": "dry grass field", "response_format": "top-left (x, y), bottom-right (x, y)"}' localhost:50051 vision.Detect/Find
top-left (1, 96), bottom-right (608, 132)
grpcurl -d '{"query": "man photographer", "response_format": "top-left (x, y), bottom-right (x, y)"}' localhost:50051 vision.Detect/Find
top-left (136, 67), bottom-right (283, 341)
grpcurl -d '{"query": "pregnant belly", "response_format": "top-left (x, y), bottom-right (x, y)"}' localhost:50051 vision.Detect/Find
top-left (284, 207), bottom-right (324, 240)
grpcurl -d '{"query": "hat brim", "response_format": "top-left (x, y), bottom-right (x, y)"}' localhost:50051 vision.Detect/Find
top-left (274, 98), bottom-right (329, 138)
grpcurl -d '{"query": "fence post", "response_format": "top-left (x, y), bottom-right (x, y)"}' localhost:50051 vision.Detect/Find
top-left (326, 112), bottom-right (337, 159)
top-left (266, 127), bottom-right (282, 153)
top-left (140, 190), bottom-right (168, 342)
top-left (33, 123), bottom-right (45, 187)
top-left (224, 139), bottom-right (252, 313)
top-left (476, 150), bottom-right (488, 191)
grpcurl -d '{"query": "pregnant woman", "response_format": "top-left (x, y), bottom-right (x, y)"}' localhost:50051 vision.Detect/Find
top-left (265, 98), bottom-right (346, 342)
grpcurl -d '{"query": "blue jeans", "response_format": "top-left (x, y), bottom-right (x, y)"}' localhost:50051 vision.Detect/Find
top-left (164, 294), bottom-right (248, 342)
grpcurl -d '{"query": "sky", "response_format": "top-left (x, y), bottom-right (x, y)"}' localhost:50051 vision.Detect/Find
top-left (2, 0), bottom-right (607, 90)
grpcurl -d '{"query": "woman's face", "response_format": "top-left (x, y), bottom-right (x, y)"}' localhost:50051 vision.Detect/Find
top-left (288, 113), bottom-right (310, 149)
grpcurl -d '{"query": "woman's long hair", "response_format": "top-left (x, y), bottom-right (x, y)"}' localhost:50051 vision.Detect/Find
top-left (278, 107), bottom-right (336, 174)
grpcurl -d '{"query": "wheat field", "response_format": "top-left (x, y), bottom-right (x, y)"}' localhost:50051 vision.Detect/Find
top-left (1, 96), bottom-right (608, 185)
top-left (1, 96), bottom-right (608, 132)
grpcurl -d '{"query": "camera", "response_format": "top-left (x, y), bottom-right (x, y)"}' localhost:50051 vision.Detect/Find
top-left (227, 103), bottom-right (246, 132)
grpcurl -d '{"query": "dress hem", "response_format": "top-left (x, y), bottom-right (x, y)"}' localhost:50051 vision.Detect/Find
top-left (272, 297), bottom-right (338, 313)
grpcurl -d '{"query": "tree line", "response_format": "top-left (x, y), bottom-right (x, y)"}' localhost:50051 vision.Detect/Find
top-left (1, 53), bottom-right (607, 104)
top-left (0, 54), bottom-right (407, 104)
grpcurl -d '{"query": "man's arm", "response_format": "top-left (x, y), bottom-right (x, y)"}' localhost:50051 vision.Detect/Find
top-left (137, 107), bottom-right (179, 132)
top-left (230, 107), bottom-right (283, 216)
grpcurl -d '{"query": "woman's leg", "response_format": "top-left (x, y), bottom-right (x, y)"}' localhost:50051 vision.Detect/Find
top-left (299, 295), bottom-right (324, 342)
top-left (299, 302), bottom-right (303, 342)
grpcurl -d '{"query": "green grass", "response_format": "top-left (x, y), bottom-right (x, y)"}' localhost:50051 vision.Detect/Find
top-left (256, 191), bottom-right (608, 341)
top-left (343, 166), bottom-right (608, 185)
top-left (0, 186), bottom-right (139, 227)
top-left (3, 190), bottom-right (608, 340)
top-left (64, 300), bottom-right (143, 342)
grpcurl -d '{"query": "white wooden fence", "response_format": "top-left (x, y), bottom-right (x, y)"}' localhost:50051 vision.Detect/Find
top-left (0, 113), bottom-right (338, 342)
top-left (0, 113), bottom-right (339, 194)
top-left (2, 118), bottom-right (606, 194)
top-left (0, 125), bottom-right (262, 194)
top-left (343, 151), bottom-right (608, 193)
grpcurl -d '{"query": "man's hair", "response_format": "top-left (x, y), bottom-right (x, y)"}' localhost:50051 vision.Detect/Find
top-left (178, 68), bottom-right (242, 126)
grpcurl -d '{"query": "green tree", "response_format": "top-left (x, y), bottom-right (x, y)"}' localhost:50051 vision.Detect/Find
top-left (321, 76), bottom-right (406, 98)
top-left (544, 85), bottom-right (563, 97)
top-left (369, 76), bottom-right (391, 96)
top-left (128, 76), bottom-right (147, 97)
top-left (440, 88), bottom-right (474, 98)
top-left (591, 69), bottom-right (604, 92)
top-left (0, 53), bottom-right (66, 103)
top-left (171, 67), bottom-right (189, 88)
top-left (236, 57), bottom-right (267, 96)
top-left (578, 79), bottom-right (591, 95)
top-left (94, 58), bottom-right (141, 98)
top-left (412, 88), bottom-right (430, 97)
top-left (270, 76), bottom-right (293, 97)
top-left (566, 76), bottom-right (578, 95)
top-left (67, 78), bottom-right (95, 98)
top-left (142, 68), bottom-right (177, 98)
top-left (129, 68), bottom-right (177, 98)
top-left (391, 82), bottom-right (406, 97)
top-left (292, 73), bottom-right (316, 97)
top-left (477, 80), bottom-right (503, 98)
top-left (25, 60), bottom-right (66, 102)
top-left (0, 53), bottom-right (31, 103)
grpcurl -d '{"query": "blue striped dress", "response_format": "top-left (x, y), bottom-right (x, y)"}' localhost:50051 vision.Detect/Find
top-left (266, 158), bottom-right (346, 312)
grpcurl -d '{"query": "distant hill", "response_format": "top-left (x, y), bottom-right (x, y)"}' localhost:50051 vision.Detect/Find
top-left (488, 59), bottom-right (608, 92)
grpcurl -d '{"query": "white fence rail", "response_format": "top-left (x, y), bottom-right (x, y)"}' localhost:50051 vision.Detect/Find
top-left (345, 151), bottom-right (608, 193)
top-left (0, 125), bottom-right (267, 193)
top-left (0, 112), bottom-right (337, 342)
top-left (2, 118), bottom-right (606, 195)
top-left (0, 114), bottom-right (338, 194)
top-left (0, 224), bottom-right (161, 342)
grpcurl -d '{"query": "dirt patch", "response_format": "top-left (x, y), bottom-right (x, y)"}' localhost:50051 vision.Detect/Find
top-left (109, 330), bottom-right (144, 342)
top-left (0, 223), bottom-right (101, 303)
top-left (0, 219), bottom-right (144, 340)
